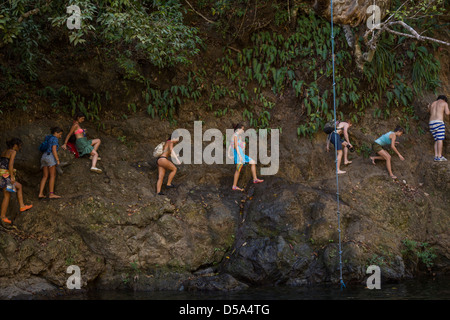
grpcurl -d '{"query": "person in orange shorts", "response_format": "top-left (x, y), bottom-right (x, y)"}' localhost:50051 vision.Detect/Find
top-left (1, 138), bottom-right (33, 224)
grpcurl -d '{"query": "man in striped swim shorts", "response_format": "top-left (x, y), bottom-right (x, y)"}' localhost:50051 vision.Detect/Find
top-left (428, 95), bottom-right (449, 161)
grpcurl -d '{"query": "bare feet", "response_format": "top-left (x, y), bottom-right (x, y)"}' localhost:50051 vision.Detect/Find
top-left (370, 157), bottom-right (376, 165)
top-left (338, 170), bottom-right (346, 174)
top-left (49, 193), bottom-right (61, 199)
top-left (390, 175), bottom-right (397, 179)
top-left (344, 160), bottom-right (352, 165)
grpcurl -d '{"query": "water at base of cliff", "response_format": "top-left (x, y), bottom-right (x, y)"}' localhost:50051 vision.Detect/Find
top-left (57, 275), bottom-right (449, 300)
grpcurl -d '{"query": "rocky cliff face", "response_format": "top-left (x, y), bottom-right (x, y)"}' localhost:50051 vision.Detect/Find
top-left (0, 98), bottom-right (448, 298)
top-left (0, 1), bottom-right (449, 299)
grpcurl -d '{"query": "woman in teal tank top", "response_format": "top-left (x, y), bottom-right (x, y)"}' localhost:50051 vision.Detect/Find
top-left (370, 126), bottom-right (405, 179)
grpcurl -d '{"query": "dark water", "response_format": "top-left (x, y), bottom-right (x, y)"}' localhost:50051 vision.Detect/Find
top-left (61, 276), bottom-right (449, 300)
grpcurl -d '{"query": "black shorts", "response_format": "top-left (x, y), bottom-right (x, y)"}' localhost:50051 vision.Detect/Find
top-left (330, 132), bottom-right (344, 151)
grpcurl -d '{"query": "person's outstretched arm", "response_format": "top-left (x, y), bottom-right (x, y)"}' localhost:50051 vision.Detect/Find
top-left (390, 134), bottom-right (404, 161)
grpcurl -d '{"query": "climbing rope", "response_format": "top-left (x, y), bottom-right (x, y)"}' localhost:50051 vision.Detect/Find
top-left (330, 0), bottom-right (346, 290)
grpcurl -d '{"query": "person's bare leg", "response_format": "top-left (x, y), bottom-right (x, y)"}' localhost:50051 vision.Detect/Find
top-left (343, 145), bottom-right (352, 164)
top-left (434, 141), bottom-right (439, 158)
top-left (15, 182), bottom-right (26, 208)
top-left (370, 156), bottom-right (384, 165)
top-left (39, 166), bottom-right (49, 198)
top-left (251, 163), bottom-right (257, 180)
top-left (91, 138), bottom-right (101, 152)
top-left (232, 169), bottom-right (243, 190)
top-left (48, 166), bottom-right (61, 198)
top-left (167, 166), bottom-right (177, 186)
top-left (156, 165), bottom-right (165, 193)
top-left (437, 140), bottom-right (443, 158)
top-left (337, 150), bottom-right (346, 174)
top-left (378, 150), bottom-right (395, 178)
top-left (1, 189), bottom-right (10, 220)
top-left (91, 150), bottom-right (99, 168)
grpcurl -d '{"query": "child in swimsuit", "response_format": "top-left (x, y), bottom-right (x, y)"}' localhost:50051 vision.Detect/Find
top-left (1, 138), bottom-right (33, 224)
top-left (227, 123), bottom-right (263, 191)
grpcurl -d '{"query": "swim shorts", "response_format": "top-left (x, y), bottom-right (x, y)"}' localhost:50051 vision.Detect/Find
top-left (329, 132), bottom-right (344, 151)
top-left (429, 120), bottom-right (445, 141)
top-left (372, 142), bottom-right (383, 154)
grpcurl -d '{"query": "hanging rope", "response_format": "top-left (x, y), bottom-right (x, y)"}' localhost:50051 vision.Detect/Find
top-left (330, 0), bottom-right (346, 290)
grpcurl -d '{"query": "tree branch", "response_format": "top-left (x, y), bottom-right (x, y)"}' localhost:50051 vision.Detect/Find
top-left (17, 1), bottom-right (53, 23)
top-left (184, 0), bottom-right (215, 24)
top-left (18, 8), bottom-right (40, 23)
top-left (385, 20), bottom-right (450, 46)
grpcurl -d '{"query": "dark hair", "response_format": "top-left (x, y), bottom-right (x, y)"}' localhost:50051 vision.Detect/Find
top-left (74, 112), bottom-right (86, 120)
top-left (394, 126), bottom-right (405, 133)
top-left (6, 138), bottom-right (23, 149)
top-left (233, 123), bottom-right (244, 131)
top-left (437, 95), bottom-right (448, 102)
top-left (51, 127), bottom-right (63, 134)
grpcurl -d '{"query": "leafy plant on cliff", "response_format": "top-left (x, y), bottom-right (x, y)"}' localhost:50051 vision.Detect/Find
top-left (402, 239), bottom-right (437, 269)
top-left (1, 0), bottom-right (203, 120)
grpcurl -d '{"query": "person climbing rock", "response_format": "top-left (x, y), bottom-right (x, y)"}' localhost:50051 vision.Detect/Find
top-left (370, 126), bottom-right (405, 179)
top-left (428, 95), bottom-right (449, 161)
top-left (61, 112), bottom-right (102, 173)
top-left (326, 121), bottom-right (353, 174)
top-left (38, 127), bottom-right (63, 199)
top-left (227, 123), bottom-right (263, 191)
top-left (155, 132), bottom-right (181, 195)
top-left (0, 138), bottom-right (33, 224)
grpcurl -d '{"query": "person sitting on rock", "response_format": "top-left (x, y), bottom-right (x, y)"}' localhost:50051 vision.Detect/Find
top-left (61, 112), bottom-right (102, 173)
top-left (1, 138), bottom-right (33, 224)
top-left (38, 127), bottom-right (63, 199)
top-left (370, 126), bottom-right (405, 179)
top-left (428, 95), bottom-right (449, 161)
top-left (326, 120), bottom-right (353, 174)
top-left (227, 123), bottom-right (263, 191)
top-left (156, 132), bottom-right (181, 195)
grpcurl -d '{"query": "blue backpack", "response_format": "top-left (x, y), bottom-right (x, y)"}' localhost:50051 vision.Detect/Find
top-left (39, 135), bottom-right (51, 153)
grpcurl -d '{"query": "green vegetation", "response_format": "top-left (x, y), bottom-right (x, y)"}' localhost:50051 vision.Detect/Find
top-left (402, 239), bottom-right (437, 269)
top-left (0, 0), bottom-right (445, 133)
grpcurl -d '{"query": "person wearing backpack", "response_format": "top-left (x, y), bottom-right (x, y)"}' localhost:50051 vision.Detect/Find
top-left (325, 120), bottom-right (353, 174)
top-left (1, 138), bottom-right (33, 224)
top-left (155, 132), bottom-right (181, 195)
top-left (38, 127), bottom-right (63, 199)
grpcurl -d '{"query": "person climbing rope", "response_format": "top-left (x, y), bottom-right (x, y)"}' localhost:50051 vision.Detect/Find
top-left (370, 126), bottom-right (405, 179)
top-left (428, 95), bottom-right (449, 161)
top-left (227, 123), bottom-right (263, 191)
top-left (326, 120), bottom-right (353, 174)
top-left (38, 127), bottom-right (63, 199)
top-left (61, 112), bottom-right (102, 173)
top-left (155, 132), bottom-right (181, 195)
top-left (1, 138), bottom-right (33, 224)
